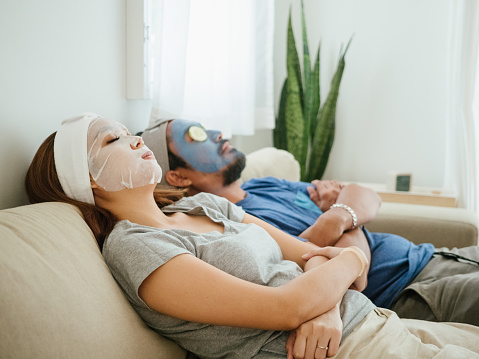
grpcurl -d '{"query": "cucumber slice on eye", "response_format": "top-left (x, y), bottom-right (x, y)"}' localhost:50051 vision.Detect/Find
top-left (188, 126), bottom-right (207, 142)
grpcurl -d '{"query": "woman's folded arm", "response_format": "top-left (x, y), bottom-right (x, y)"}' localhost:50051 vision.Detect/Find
top-left (138, 251), bottom-right (362, 331)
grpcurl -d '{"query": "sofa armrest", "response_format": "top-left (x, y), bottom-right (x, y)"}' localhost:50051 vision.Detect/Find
top-left (366, 202), bottom-right (479, 248)
top-left (0, 202), bottom-right (186, 359)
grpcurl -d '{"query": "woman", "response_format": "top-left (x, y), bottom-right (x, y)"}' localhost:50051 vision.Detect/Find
top-left (25, 113), bottom-right (479, 359)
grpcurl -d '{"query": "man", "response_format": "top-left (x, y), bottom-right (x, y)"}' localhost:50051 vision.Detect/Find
top-left (140, 118), bottom-right (479, 326)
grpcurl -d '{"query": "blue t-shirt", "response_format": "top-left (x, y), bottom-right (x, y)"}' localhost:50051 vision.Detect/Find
top-left (238, 177), bottom-right (435, 308)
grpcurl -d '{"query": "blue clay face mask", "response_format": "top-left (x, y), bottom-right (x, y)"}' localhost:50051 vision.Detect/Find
top-left (169, 119), bottom-right (236, 173)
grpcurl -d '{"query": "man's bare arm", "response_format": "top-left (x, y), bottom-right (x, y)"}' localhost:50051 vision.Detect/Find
top-left (300, 183), bottom-right (381, 246)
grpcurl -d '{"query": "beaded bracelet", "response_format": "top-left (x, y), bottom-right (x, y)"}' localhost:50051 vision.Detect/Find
top-left (330, 203), bottom-right (358, 230)
top-left (341, 247), bottom-right (368, 277)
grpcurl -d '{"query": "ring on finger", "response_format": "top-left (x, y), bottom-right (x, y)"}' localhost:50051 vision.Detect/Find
top-left (317, 345), bottom-right (328, 350)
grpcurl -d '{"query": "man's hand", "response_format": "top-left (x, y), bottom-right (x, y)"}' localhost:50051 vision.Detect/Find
top-left (286, 304), bottom-right (342, 359)
top-left (307, 180), bottom-right (345, 212)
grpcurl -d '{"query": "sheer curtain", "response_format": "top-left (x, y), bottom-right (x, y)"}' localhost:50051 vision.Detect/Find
top-left (444, 0), bottom-right (479, 211)
top-left (148, 0), bottom-right (275, 138)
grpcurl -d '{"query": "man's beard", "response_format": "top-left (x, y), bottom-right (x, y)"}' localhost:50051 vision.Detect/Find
top-left (222, 150), bottom-right (246, 186)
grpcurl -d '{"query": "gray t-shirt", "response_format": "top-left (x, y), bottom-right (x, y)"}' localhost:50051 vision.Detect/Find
top-left (103, 193), bottom-right (374, 359)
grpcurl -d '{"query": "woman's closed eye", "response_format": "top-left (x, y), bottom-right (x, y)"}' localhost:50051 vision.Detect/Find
top-left (101, 135), bottom-right (120, 147)
top-left (107, 136), bottom-right (120, 144)
top-left (102, 129), bottom-right (130, 147)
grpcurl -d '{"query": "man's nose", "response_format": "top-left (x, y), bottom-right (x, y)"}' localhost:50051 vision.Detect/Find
top-left (207, 130), bottom-right (223, 142)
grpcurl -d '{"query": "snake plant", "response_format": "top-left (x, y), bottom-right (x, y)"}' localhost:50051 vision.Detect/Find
top-left (274, 1), bottom-right (351, 182)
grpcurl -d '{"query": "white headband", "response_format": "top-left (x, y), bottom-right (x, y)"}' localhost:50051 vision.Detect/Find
top-left (54, 113), bottom-right (100, 205)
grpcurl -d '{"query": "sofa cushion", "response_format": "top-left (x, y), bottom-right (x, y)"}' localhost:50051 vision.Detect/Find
top-left (0, 202), bottom-right (185, 359)
top-left (240, 147), bottom-right (300, 184)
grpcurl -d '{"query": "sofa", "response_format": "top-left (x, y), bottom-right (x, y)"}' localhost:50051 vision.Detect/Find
top-left (1, 147), bottom-right (478, 359)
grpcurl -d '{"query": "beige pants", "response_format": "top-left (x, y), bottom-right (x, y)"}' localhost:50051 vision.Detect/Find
top-left (335, 309), bottom-right (479, 358)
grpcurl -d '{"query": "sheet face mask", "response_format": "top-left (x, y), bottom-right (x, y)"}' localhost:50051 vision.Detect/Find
top-left (87, 118), bottom-right (162, 191)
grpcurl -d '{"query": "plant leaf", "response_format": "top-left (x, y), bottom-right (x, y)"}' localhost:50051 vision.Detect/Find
top-left (285, 9), bottom-right (305, 174)
top-left (300, 0), bottom-right (311, 178)
top-left (309, 44), bottom-right (320, 143)
top-left (307, 39), bottom-right (351, 181)
top-left (273, 79), bottom-right (289, 150)
top-left (287, 8), bottom-right (304, 108)
top-left (285, 68), bottom-right (304, 172)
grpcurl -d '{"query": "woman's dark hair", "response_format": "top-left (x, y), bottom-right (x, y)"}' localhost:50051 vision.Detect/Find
top-left (25, 132), bottom-right (185, 251)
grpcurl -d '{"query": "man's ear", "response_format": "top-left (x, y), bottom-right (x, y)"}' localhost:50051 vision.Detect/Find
top-left (165, 170), bottom-right (192, 187)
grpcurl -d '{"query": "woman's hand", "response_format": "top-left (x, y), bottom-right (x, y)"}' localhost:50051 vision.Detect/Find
top-left (286, 304), bottom-right (342, 359)
top-left (302, 246), bottom-right (369, 292)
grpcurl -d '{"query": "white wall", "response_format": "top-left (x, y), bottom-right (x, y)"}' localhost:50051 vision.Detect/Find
top-left (308, 0), bottom-right (449, 189)
top-left (0, 0), bottom-right (451, 210)
top-left (236, 0), bottom-right (449, 191)
top-left (0, 0), bottom-right (151, 210)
